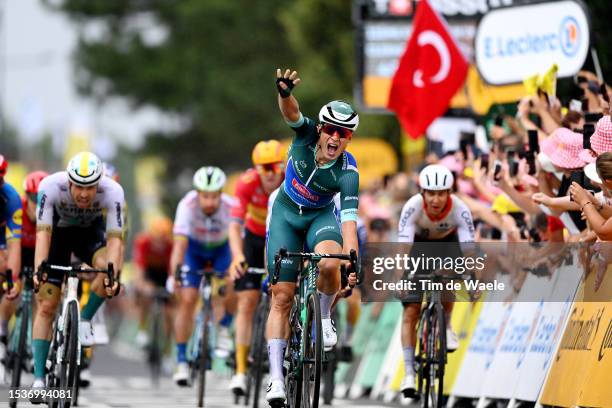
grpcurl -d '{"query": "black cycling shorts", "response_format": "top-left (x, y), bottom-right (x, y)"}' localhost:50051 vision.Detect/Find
top-left (146, 267), bottom-right (168, 288)
top-left (46, 223), bottom-right (106, 287)
top-left (401, 231), bottom-right (461, 305)
top-left (234, 229), bottom-right (265, 292)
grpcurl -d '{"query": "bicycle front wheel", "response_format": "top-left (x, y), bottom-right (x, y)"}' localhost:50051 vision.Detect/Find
top-left (302, 292), bottom-right (322, 408)
top-left (59, 302), bottom-right (79, 408)
top-left (426, 303), bottom-right (446, 408)
top-left (148, 300), bottom-right (163, 385)
top-left (8, 301), bottom-right (29, 408)
top-left (197, 306), bottom-right (210, 407)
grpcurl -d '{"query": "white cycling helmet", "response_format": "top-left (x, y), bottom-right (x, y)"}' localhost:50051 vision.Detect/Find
top-left (419, 164), bottom-right (454, 191)
top-left (318, 100), bottom-right (359, 131)
top-left (66, 152), bottom-right (104, 187)
top-left (193, 166), bottom-right (226, 192)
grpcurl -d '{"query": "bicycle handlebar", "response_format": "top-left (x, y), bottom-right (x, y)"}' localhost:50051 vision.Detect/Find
top-left (36, 261), bottom-right (116, 298)
top-left (272, 248), bottom-right (359, 286)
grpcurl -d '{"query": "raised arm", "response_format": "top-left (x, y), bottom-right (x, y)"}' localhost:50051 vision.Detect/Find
top-left (276, 68), bottom-right (302, 124)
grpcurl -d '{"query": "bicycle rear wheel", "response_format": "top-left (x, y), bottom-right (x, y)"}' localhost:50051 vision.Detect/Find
top-left (197, 306), bottom-right (210, 407)
top-left (302, 292), bottom-right (322, 408)
top-left (427, 303), bottom-right (446, 408)
top-left (285, 298), bottom-right (302, 408)
top-left (59, 302), bottom-right (79, 408)
top-left (148, 300), bottom-right (163, 385)
top-left (249, 297), bottom-right (268, 408)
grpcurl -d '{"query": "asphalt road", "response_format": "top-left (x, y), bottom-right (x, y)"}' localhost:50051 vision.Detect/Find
top-left (0, 343), bottom-right (413, 407)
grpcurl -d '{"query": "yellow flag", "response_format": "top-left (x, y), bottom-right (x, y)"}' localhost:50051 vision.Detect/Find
top-left (523, 64), bottom-right (558, 97)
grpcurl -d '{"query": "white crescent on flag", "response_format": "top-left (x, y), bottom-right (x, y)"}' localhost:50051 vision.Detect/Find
top-left (412, 30), bottom-right (451, 88)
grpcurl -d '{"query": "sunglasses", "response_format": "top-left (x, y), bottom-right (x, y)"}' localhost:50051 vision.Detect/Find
top-left (321, 124), bottom-right (353, 139)
top-left (256, 162), bottom-right (284, 174)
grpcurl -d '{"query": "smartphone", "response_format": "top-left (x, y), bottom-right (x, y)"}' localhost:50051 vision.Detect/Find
top-left (569, 99), bottom-right (583, 112)
top-left (527, 129), bottom-right (539, 153)
top-left (493, 160), bottom-right (502, 181)
top-left (585, 112), bottom-right (603, 123)
top-left (601, 83), bottom-right (610, 103)
top-left (526, 151), bottom-right (536, 175)
top-left (480, 153), bottom-right (489, 170)
top-left (569, 170), bottom-right (585, 201)
top-left (508, 153), bottom-right (519, 177)
top-left (583, 123), bottom-right (595, 149)
top-left (460, 132), bottom-right (476, 158)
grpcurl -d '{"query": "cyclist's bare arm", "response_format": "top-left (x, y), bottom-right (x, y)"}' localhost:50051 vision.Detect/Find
top-left (276, 68), bottom-right (301, 123)
top-left (342, 221), bottom-right (359, 257)
top-left (33, 229), bottom-right (51, 286)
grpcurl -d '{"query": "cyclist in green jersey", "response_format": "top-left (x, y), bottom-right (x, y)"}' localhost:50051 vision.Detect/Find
top-left (265, 68), bottom-right (360, 404)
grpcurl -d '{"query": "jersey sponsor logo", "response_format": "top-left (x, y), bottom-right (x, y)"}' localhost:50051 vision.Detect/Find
top-left (12, 208), bottom-right (23, 226)
top-left (115, 202), bottom-right (122, 228)
top-left (344, 196), bottom-right (358, 201)
top-left (312, 181), bottom-right (331, 193)
top-left (315, 225), bottom-right (335, 236)
top-left (461, 210), bottom-right (475, 235)
top-left (438, 222), bottom-right (450, 230)
top-left (300, 160), bottom-right (307, 169)
top-left (292, 178), bottom-right (319, 202)
top-left (38, 193), bottom-right (47, 220)
top-left (399, 206), bottom-right (415, 230)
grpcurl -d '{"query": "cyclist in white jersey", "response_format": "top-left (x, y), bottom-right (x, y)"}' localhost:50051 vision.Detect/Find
top-left (397, 164), bottom-right (475, 398)
top-left (169, 166), bottom-right (235, 386)
top-left (30, 152), bottom-right (124, 401)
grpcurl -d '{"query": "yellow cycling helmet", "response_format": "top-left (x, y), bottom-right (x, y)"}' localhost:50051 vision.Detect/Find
top-left (149, 216), bottom-right (173, 238)
top-left (252, 140), bottom-right (284, 165)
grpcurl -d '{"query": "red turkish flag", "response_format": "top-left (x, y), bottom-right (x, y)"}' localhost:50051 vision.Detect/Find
top-left (387, 0), bottom-right (468, 139)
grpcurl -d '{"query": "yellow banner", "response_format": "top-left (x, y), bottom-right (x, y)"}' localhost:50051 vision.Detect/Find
top-left (5, 163), bottom-right (28, 196)
top-left (363, 65), bottom-right (526, 115)
top-left (539, 263), bottom-right (612, 407)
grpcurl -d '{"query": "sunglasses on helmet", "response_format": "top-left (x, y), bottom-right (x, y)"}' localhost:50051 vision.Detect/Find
top-left (256, 162), bottom-right (284, 174)
top-left (321, 123), bottom-right (353, 139)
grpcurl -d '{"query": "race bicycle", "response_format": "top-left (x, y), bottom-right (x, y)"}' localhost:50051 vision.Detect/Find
top-left (407, 272), bottom-right (465, 408)
top-left (37, 262), bottom-right (115, 408)
top-left (271, 248), bottom-right (358, 408)
top-left (146, 287), bottom-right (171, 385)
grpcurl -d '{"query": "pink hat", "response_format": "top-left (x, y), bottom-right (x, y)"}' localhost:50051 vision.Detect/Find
top-left (590, 115), bottom-right (612, 155)
top-left (540, 128), bottom-right (587, 169)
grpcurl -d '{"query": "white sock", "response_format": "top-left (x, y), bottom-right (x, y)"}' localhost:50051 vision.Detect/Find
top-left (319, 292), bottom-right (336, 319)
top-left (268, 339), bottom-right (287, 382)
top-left (403, 346), bottom-right (415, 375)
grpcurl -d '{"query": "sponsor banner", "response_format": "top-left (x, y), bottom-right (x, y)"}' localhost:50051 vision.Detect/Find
top-left (451, 297), bottom-right (513, 397)
top-left (513, 301), bottom-right (572, 401)
top-left (475, 1), bottom-right (590, 85)
top-left (539, 263), bottom-right (612, 408)
top-left (478, 301), bottom-right (543, 399)
top-left (371, 317), bottom-right (402, 400)
top-left (443, 298), bottom-right (485, 395)
top-left (349, 302), bottom-right (402, 398)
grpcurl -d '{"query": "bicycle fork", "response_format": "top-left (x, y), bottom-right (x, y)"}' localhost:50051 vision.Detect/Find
top-left (56, 278), bottom-right (81, 368)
